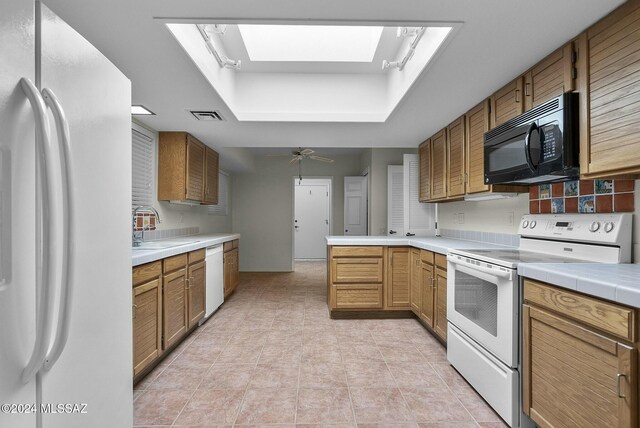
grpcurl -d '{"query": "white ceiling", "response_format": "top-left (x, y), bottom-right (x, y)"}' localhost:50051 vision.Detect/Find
top-left (44, 0), bottom-right (624, 171)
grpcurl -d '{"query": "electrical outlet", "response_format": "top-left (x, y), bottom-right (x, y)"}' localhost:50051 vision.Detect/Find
top-left (458, 213), bottom-right (464, 224)
top-left (507, 212), bottom-right (514, 225)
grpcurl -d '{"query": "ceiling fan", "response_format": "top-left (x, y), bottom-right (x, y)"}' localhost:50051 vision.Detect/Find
top-left (265, 148), bottom-right (334, 181)
top-left (266, 147), bottom-right (335, 164)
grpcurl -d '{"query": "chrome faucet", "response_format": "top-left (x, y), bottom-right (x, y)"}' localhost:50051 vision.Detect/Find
top-left (132, 205), bottom-right (161, 247)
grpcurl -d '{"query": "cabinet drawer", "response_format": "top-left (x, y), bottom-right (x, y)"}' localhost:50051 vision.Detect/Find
top-left (334, 284), bottom-right (383, 309)
top-left (188, 249), bottom-right (205, 264)
top-left (420, 250), bottom-right (434, 265)
top-left (524, 279), bottom-right (636, 342)
top-left (133, 261), bottom-right (161, 286)
top-left (163, 254), bottom-right (188, 273)
top-left (332, 246), bottom-right (384, 257)
top-left (233, 239), bottom-right (239, 249)
top-left (435, 254), bottom-right (447, 270)
top-left (223, 241), bottom-right (233, 252)
top-left (332, 258), bottom-right (383, 283)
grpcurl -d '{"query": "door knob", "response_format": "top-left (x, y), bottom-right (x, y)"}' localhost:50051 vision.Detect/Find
top-left (389, 230), bottom-right (397, 234)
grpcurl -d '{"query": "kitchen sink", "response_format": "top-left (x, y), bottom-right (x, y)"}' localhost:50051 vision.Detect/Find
top-left (132, 239), bottom-right (200, 251)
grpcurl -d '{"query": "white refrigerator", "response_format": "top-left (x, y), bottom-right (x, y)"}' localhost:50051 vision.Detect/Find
top-left (0, 1), bottom-right (133, 427)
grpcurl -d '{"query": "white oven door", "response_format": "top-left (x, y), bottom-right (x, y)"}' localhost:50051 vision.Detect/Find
top-left (447, 254), bottom-right (518, 367)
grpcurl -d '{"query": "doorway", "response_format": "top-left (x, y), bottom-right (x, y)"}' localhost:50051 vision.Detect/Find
top-left (293, 178), bottom-right (332, 260)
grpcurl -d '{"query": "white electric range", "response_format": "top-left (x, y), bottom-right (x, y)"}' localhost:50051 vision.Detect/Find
top-left (445, 213), bottom-right (633, 428)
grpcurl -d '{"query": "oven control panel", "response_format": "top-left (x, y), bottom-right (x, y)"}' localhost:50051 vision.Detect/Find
top-left (518, 213), bottom-right (632, 244)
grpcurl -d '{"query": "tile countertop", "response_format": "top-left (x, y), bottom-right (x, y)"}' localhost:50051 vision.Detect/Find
top-left (132, 233), bottom-right (240, 267)
top-left (518, 263), bottom-right (640, 309)
top-left (325, 235), bottom-right (514, 255)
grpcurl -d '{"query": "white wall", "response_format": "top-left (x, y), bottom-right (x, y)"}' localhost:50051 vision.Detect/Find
top-left (133, 120), bottom-right (232, 234)
top-left (232, 155), bottom-right (362, 271)
top-left (438, 193), bottom-right (530, 234)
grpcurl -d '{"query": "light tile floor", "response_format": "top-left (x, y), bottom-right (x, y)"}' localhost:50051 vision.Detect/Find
top-left (133, 261), bottom-right (508, 428)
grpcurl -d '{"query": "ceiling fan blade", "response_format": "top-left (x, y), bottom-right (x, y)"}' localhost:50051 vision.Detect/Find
top-left (289, 157), bottom-right (301, 165)
top-left (300, 148), bottom-right (315, 156)
top-left (309, 155), bottom-right (334, 163)
top-left (264, 153), bottom-right (294, 157)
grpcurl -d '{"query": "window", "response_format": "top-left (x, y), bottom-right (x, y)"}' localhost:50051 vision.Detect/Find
top-left (131, 125), bottom-right (155, 209)
top-left (208, 171), bottom-right (229, 215)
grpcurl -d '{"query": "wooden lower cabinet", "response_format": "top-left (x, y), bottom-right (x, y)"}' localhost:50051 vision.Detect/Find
top-left (386, 247), bottom-right (411, 309)
top-left (132, 277), bottom-right (162, 377)
top-left (409, 248), bottom-right (421, 313)
top-left (433, 259), bottom-right (447, 342)
top-left (328, 246), bottom-right (385, 311)
top-left (419, 259), bottom-right (434, 326)
top-left (224, 243), bottom-right (239, 298)
top-left (162, 267), bottom-right (188, 349)
top-left (523, 279), bottom-right (638, 428)
top-left (187, 260), bottom-right (206, 329)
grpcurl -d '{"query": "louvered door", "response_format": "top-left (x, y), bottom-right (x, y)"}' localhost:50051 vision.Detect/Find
top-left (465, 100), bottom-right (490, 193)
top-left (581, 0), bottom-right (640, 176)
top-left (447, 116), bottom-right (465, 198)
top-left (524, 43), bottom-right (575, 111)
top-left (203, 147), bottom-right (219, 204)
top-left (418, 139), bottom-right (431, 202)
top-left (430, 129), bottom-right (447, 200)
top-left (133, 278), bottom-right (162, 376)
top-left (387, 165), bottom-right (404, 236)
top-left (386, 247), bottom-right (411, 309)
top-left (162, 268), bottom-right (187, 349)
top-left (490, 77), bottom-right (524, 129)
top-left (185, 135), bottom-right (205, 201)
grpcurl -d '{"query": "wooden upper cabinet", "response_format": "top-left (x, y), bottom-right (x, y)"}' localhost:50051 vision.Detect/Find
top-left (203, 147), bottom-right (219, 205)
top-left (490, 77), bottom-right (524, 129)
top-left (430, 129), bottom-right (447, 200)
top-left (579, 0), bottom-right (640, 177)
top-left (386, 247), bottom-right (411, 309)
top-left (158, 132), bottom-right (219, 203)
top-left (466, 100), bottom-right (491, 194)
top-left (446, 116), bottom-right (466, 198)
top-left (524, 42), bottom-right (575, 111)
top-left (418, 139), bottom-right (431, 202)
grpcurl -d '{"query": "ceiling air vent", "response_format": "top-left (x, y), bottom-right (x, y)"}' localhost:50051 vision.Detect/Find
top-left (189, 110), bottom-right (225, 121)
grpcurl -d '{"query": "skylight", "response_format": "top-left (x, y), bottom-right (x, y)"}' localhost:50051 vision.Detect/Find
top-left (237, 25), bottom-right (384, 62)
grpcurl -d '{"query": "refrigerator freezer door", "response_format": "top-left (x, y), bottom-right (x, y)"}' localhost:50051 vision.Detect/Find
top-left (38, 3), bottom-right (133, 427)
top-left (0, 0), bottom-right (37, 427)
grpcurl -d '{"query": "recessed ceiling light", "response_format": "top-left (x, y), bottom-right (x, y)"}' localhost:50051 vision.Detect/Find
top-left (131, 105), bottom-right (155, 115)
top-left (237, 25), bottom-right (383, 62)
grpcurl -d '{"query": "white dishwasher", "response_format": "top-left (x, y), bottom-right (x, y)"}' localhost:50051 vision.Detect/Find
top-left (203, 245), bottom-right (224, 322)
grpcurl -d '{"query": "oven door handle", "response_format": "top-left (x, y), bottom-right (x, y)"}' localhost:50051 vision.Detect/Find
top-left (449, 257), bottom-right (512, 280)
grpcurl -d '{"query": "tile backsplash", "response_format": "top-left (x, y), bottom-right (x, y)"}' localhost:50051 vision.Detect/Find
top-left (529, 179), bottom-right (635, 214)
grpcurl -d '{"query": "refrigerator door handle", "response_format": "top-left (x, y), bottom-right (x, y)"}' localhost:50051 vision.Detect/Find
top-left (19, 78), bottom-right (56, 384)
top-left (41, 88), bottom-right (73, 372)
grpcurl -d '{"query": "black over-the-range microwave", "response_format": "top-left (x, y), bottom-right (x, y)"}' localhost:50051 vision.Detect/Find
top-left (484, 92), bottom-right (579, 185)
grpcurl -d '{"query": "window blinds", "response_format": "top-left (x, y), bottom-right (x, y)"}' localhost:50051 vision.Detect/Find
top-left (132, 127), bottom-right (155, 209)
top-left (208, 171), bottom-right (229, 215)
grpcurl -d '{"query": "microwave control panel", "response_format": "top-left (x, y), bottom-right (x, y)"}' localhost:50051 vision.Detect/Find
top-left (540, 122), bottom-right (561, 161)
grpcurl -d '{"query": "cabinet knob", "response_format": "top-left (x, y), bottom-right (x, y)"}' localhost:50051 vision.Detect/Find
top-left (132, 304), bottom-right (137, 320)
top-left (617, 373), bottom-right (627, 398)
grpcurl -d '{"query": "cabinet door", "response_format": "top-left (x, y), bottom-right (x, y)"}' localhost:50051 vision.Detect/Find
top-left (523, 304), bottom-right (637, 428)
top-left (386, 247), bottom-right (411, 309)
top-left (223, 251), bottom-right (232, 297)
top-left (231, 249), bottom-right (239, 292)
top-left (524, 43), bottom-right (574, 110)
top-left (133, 278), bottom-right (162, 376)
top-left (203, 147), bottom-right (219, 204)
top-left (447, 116), bottom-right (466, 198)
top-left (163, 268), bottom-right (187, 349)
top-left (410, 248), bottom-right (421, 315)
top-left (433, 267), bottom-right (447, 342)
top-left (187, 261), bottom-right (206, 329)
top-left (581, 1), bottom-right (640, 177)
top-left (332, 258), bottom-right (384, 283)
top-left (418, 139), bottom-right (431, 202)
top-left (465, 100), bottom-right (491, 194)
top-left (490, 77), bottom-right (524, 129)
top-left (419, 261), bottom-right (434, 327)
top-left (430, 129), bottom-right (447, 200)
top-left (185, 135), bottom-right (205, 201)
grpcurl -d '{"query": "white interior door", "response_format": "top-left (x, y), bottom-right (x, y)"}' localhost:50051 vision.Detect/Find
top-left (294, 178), bottom-right (330, 259)
top-left (403, 154), bottom-right (435, 236)
top-left (344, 176), bottom-right (368, 236)
top-left (387, 165), bottom-right (404, 236)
